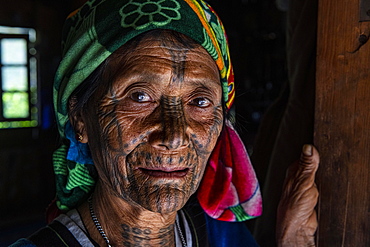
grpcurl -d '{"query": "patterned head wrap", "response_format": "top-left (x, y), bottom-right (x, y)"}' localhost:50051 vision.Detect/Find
top-left (53, 0), bottom-right (261, 222)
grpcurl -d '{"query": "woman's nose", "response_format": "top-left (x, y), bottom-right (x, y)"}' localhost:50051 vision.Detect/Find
top-left (149, 96), bottom-right (190, 151)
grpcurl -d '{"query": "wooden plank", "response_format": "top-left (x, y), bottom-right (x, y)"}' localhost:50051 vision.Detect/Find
top-left (315, 0), bottom-right (370, 245)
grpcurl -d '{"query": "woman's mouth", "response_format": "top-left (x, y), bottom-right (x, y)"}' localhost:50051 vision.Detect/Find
top-left (139, 168), bottom-right (189, 178)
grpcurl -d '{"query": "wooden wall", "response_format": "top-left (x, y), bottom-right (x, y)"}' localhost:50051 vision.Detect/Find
top-left (315, 0), bottom-right (370, 245)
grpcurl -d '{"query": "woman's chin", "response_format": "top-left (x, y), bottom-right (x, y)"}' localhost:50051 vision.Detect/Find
top-left (129, 188), bottom-right (190, 214)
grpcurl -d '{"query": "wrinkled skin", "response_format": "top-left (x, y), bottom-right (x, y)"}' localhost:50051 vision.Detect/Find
top-left (276, 144), bottom-right (319, 247)
top-left (71, 31), bottom-right (319, 246)
top-left (72, 32), bottom-right (223, 246)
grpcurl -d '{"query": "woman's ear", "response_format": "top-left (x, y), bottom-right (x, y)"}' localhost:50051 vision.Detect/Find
top-left (68, 97), bottom-right (88, 144)
top-left (70, 113), bottom-right (88, 144)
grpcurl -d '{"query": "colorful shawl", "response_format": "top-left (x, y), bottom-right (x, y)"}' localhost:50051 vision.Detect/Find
top-left (53, 0), bottom-right (262, 222)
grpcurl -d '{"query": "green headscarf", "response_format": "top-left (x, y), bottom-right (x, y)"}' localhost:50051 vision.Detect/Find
top-left (53, 0), bottom-right (235, 210)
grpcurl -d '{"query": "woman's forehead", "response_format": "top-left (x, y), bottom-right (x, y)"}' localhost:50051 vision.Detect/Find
top-left (107, 31), bottom-right (219, 80)
top-left (111, 30), bottom-right (204, 59)
top-left (112, 43), bottom-right (219, 84)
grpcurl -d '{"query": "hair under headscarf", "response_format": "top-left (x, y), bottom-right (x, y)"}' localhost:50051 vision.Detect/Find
top-left (53, 0), bottom-right (261, 222)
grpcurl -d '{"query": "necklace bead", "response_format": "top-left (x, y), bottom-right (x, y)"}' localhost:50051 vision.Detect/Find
top-left (88, 194), bottom-right (112, 247)
top-left (175, 216), bottom-right (188, 247)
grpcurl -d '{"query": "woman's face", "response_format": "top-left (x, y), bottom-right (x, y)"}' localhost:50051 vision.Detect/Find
top-left (79, 35), bottom-right (223, 214)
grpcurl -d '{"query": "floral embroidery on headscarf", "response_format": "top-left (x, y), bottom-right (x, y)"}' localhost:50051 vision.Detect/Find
top-left (120, 0), bottom-right (181, 29)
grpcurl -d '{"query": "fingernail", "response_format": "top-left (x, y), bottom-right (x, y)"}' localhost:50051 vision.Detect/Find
top-left (303, 144), bottom-right (312, 156)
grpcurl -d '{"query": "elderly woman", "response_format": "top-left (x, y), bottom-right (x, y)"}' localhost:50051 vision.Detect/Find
top-left (11, 0), bottom-right (319, 246)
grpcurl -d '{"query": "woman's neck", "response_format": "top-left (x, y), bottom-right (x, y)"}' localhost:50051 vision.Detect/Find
top-left (78, 183), bottom-right (177, 247)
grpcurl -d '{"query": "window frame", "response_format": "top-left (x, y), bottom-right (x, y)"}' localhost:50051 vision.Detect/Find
top-left (0, 26), bottom-right (38, 129)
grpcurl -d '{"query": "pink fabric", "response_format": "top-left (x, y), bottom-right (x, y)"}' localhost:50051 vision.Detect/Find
top-left (198, 120), bottom-right (262, 222)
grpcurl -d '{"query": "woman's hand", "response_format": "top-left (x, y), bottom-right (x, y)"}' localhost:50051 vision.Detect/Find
top-left (276, 144), bottom-right (319, 247)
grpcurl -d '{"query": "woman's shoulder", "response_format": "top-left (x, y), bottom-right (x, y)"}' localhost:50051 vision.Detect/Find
top-left (8, 210), bottom-right (98, 247)
top-left (8, 238), bottom-right (36, 247)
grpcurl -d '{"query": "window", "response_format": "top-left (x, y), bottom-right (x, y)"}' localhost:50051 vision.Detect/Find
top-left (0, 26), bottom-right (38, 129)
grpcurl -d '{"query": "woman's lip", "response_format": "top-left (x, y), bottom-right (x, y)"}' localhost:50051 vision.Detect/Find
top-left (139, 168), bottom-right (189, 178)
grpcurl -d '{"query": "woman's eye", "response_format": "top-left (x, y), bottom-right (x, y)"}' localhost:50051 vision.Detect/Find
top-left (190, 97), bottom-right (211, 108)
top-left (130, 92), bottom-right (151, 102)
